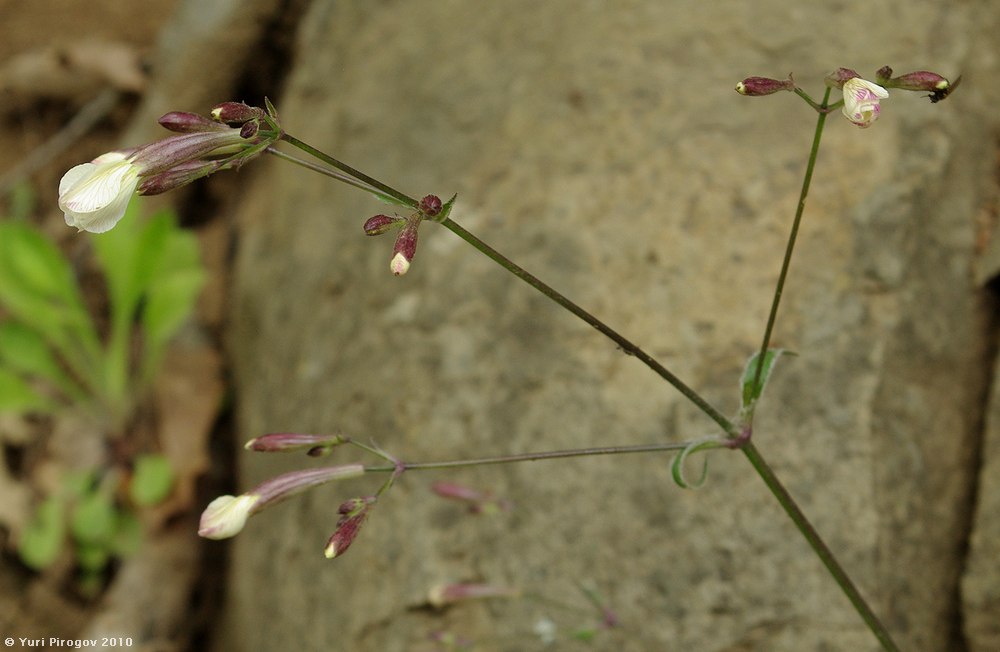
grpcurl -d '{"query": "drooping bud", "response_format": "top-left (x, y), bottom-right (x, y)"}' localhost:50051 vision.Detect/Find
top-left (210, 101), bottom-right (266, 125)
top-left (427, 583), bottom-right (520, 608)
top-left (137, 159), bottom-right (224, 195)
top-left (324, 496), bottom-right (377, 559)
top-left (431, 481), bottom-right (512, 515)
top-left (363, 214), bottom-right (403, 236)
top-left (878, 69), bottom-right (959, 102)
top-left (734, 75), bottom-right (795, 96)
top-left (198, 494), bottom-right (261, 539)
top-left (198, 463), bottom-right (366, 541)
top-left (390, 216), bottom-right (421, 276)
top-left (419, 194), bottom-right (443, 217)
top-left (824, 67), bottom-right (861, 89)
top-left (158, 111), bottom-right (230, 133)
top-left (244, 432), bottom-right (346, 454)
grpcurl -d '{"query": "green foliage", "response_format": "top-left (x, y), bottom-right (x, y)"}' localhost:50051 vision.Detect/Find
top-left (3, 202), bottom-right (195, 585)
top-left (0, 203), bottom-right (205, 421)
top-left (17, 461), bottom-right (173, 581)
top-left (129, 454), bottom-right (175, 507)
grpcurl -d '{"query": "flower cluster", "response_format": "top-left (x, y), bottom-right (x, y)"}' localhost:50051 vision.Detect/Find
top-left (363, 194), bottom-right (448, 276)
top-left (58, 101), bottom-right (282, 233)
top-left (736, 65), bottom-right (958, 129)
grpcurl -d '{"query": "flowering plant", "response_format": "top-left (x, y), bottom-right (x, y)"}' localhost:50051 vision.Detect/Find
top-left (54, 63), bottom-right (960, 650)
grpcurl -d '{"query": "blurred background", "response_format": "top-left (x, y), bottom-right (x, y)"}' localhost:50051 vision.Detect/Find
top-left (1, 1), bottom-right (999, 651)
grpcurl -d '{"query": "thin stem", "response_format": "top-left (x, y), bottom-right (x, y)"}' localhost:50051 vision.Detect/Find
top-left (276, 137), bottom-right (737, 436)
top-left (280, 133), bottom-right (417, 209)
top-left (441, 217), bottom-right (738, 437)
top-left (266, 147), bottom-right (401, 201)
top-left (750, 87), bottom-right (831, 401)
top-left (741, 442), bottom-right (900, 652)
top-left (363, 441), bottom-right (688, 473)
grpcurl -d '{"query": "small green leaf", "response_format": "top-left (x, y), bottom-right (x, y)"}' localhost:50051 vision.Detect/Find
top-left (435, 193), bottom-right (458, 222)
top-left (18, 496), bottom-right (65, 570)
top-left (0, 321), bottom-right (82, 399)
top-left (109, 511), bottom-right (143, 556)
top-left (0, 367), bottom-right (53, 414)
top-left (740, 348), bottom-right (796, 410)
top-left (130, 454), bottom-right (174, 507)
top-left (670, 437), bottom-right (723, 489)
top-left (570, 628), bottom-right (597, 642)
top-left (75, 541), bottom-right (111, 573)
top-left (71, 491), bottom-right (116, 545)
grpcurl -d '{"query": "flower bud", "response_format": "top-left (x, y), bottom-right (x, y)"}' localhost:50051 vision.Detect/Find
top-left (363, 214), bottom-right (403, 236)
top-left (244, 432), bottom-right (346, 453)
top-left (198, 494), bottom-right (261, 539)
top-left (240, 120), bottom-right (260, 139)
top-left (324, 496), bottom-right (376, 559)
top-left (211, 101), bottom-right (266, 125)
top-left (427, 583), bottom-right (519, 608)
top-left (137, 159), bottom-right (224, 195)
top-left (419, 194), bottom-right (443, 217)
top-left (734, 76), bottom-right (795, 96)
top-left (158, 111), bottom-right (230, 133)
top-left (882, 70), bottom-right (951, 92)
top-left (824, 67), bottom-right (861, 89)
top-left (390, 218), bottom-right (420, 276)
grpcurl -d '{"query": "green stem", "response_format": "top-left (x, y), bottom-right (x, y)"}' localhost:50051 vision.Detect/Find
top-left (273, 137), bottom-right (737, 436)
top-left (440, 217), bottom-right (738, 436)
top-left (279, 133), bottom-right (417, 209)
top-left (741, 442), bottom-right (900, 651)
top-left (749, 87), bottom-right (830, 401)
top-left (363, 441), bottom-right (688, 473)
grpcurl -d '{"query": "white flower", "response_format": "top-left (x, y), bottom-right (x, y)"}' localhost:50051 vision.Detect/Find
top-left (198, 494), bottom-right (261, 540)
top-left (58, 152), bottom-right (142, 233)
top-left (841, 78), bottom-right (889, 128)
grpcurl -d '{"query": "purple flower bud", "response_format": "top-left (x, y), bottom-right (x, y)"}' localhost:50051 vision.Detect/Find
top-left (244, 432), bottom-right (346, 453)
top-left (211, 102), bottom-right (266, 125)
top-left (734, 76), bottom-right (795, 96)
top-left (427, 583), bottom-right (519, 608)
top-left (883, 70), bottom-right (951, 92)
top-left (130, 130), bottom-right (247, 176)
top-left (390, 218), bottom-right (420, 276)
top-left (363, 214), bottom-right (403, 236)
top-left (324, 496), bottom-right (377, 559)
top-left (419, 194), bottom-right (443, 217)
top-left (874, 66), bottom-right (893, 85)
top-left (824, 68), bottom-right (861, 89)
top-left (158, 111), bottom-right (230, 133)
top-left (240, 120), bottom-right (260, 139)
top-left (137, 159), bottom-right (224, 195)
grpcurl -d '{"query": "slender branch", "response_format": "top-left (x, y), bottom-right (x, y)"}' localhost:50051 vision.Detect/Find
top-left (274, 137), bottom-right (738, 437)
top-left (363, 441), bottom-right (689, 473)
top-left (280, 133), bottom-right (417, 208)
top-left (749, 87), bottom-right (831, 401)
top-left (441, 217), bottom-right (738, 436)
top-left (741, 442), bottom-right (900, 651)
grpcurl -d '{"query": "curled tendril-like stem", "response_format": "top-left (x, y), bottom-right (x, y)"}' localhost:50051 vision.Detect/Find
top-left (670, 436), bottom-right (726, 489)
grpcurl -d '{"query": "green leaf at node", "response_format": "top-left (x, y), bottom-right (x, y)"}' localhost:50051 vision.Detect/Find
top-left (739, 348), bottom-right (796, 413)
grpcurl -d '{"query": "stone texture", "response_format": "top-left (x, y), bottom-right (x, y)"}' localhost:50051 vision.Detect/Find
top-left (216, 1), bottom-right (1000, 650)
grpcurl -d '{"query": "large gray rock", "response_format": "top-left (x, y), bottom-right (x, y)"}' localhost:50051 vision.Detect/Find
top-left (218, 1), bottom-right (999, 650)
